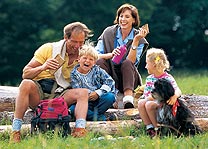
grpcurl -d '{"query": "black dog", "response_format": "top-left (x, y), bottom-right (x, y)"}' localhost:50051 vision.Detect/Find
top-left (151, 78), bottom-right (202, 137)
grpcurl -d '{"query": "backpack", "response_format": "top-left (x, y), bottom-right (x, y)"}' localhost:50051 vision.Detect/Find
top-left (31, 97), bottom-right (71, 137)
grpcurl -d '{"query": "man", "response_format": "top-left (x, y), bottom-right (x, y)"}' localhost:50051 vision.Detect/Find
top-left (10, 22), bottom-right (93, 143)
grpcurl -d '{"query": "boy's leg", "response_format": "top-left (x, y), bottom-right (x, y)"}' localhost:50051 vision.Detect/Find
top-left (96, 92), bottom-right (116, 117)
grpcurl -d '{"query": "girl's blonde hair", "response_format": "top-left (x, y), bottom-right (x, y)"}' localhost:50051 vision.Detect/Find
top-left (79, 41), bottom-right (99, 60)
top-left (146, 48), bottom-right (170, 71)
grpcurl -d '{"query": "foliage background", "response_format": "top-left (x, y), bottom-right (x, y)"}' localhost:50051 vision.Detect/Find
top-left (0, 0), bottom-right (208, 85)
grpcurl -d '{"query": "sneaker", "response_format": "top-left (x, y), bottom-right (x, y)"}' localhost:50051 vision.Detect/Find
top-left (71, 128), bottom-right (88, 138)
top-left (107, 113), bottom-right (118, 121)
top-left (10, 131), bottom-right (21, 143)
top-left (146, 128), bottom-right (156, 138)
top-left (123, 96), bottom-right (134, 109)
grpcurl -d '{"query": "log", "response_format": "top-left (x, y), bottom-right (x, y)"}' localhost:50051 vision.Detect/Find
top-left (1, 118), bottom-right (208, 134)
top-left (0, 108), bottom-right (140, 125)
top-left (0, 86), bottom-right (208, 124)
top-left (0, 86), bottom-right (18, 112)
top-left (0, 120), bottom-right (141, 134)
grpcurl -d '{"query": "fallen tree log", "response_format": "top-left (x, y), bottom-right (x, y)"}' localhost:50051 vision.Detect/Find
top-left (0, 120), bottom-right (141, 134)
top-left (1, 86), bottom-right (208, 124)
top-left (1, 118), bottom-right (208, 134)
top-left (0, 86), bottom-right (17, 112)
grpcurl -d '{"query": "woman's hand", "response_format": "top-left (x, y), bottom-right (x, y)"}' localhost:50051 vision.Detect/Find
top-left (111, 48), bottom-right (121, 57)
top-left (134, 27), bottom-right (149, 41)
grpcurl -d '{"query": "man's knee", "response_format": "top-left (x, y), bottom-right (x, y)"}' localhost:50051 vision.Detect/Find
top-left (73, 88), bottom-right (88, 101)
top-left (19, 79), bottom-right (37, 92)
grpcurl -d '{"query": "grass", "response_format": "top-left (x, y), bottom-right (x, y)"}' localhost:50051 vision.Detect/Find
top-left (1, 69), bottom-right (208, 148)
top-left (1, 129), bottom-right (208, 148)
top-left (172, 69), bottom-right (208, 95)
top-left (141, 69), bottom-right (208, 95)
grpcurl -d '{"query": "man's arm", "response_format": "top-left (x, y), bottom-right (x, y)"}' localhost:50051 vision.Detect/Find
top-left (22, 58), bottom-right (59, 79)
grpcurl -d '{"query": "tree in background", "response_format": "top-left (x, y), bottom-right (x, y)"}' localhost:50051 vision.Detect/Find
top-left (0, 0), bottom-right (207, 85)
top-left (148, 0), bottom-right (208, 68)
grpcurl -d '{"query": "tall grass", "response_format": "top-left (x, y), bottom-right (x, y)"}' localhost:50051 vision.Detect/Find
top-left (172, 69), bottom-right (208, 95)
top-left (141, 69), bottom-right (208, 95)
top-left (1, 69), bottom-right (208, 148)
top-left (1, 130), bottom-right (208, 149)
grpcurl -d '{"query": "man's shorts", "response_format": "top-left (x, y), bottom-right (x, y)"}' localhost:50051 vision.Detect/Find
top-left (33, 78), bottom-right (68, 100)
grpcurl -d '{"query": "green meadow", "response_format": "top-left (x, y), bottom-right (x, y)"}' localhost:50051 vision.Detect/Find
top-left (0, 69), bottom-right (208, 148)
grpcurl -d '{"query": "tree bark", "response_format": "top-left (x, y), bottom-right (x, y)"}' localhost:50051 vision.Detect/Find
top-left (1, 86), bottom-right (208, 132)
top-left (1, 118), bottom-right (208, 134)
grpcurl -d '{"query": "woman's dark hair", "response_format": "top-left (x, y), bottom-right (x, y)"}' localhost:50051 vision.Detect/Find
top-left (114, 3), bottom-right (140, 28)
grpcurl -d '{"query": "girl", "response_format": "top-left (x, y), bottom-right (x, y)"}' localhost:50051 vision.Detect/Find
top-left (138, 48), bottom-right (182, 138)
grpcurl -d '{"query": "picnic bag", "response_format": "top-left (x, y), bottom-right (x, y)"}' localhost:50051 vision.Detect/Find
top-left (31, 97), bottom-right (71, 137)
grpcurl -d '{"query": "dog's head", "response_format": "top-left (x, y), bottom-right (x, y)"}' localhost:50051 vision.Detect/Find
top-left (151, 78), bottom-right (175, 103)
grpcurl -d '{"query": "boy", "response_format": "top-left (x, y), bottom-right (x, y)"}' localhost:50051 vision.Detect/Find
top-left (69, 42), bottom-right (117, 121)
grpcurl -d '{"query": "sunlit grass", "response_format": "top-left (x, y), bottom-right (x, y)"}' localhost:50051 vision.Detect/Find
top-left (1, 69), bottom-right (208, 148)
top-left (1, 130), bottom-right (208, 148)
top-left (141, 69), bottom-right (208, 95)
top-left (172, 69), bottom-right (208, 95)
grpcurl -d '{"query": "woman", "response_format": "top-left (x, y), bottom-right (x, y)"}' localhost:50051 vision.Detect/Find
top-left (95, 3), bottom-right (149, 108)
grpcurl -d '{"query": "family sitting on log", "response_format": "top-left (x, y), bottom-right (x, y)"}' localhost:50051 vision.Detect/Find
top-left (9, 3), bottom-right (202, 144)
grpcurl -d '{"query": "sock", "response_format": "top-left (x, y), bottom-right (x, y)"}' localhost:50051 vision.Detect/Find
top-left (75, 118), bottom-right (86, 128)
top-left (146, 124), bottom-right (154, 130)
top-left (12, 118), bottom-right (23, 131)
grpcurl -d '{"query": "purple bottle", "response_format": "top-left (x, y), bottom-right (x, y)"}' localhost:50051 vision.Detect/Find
top-left (112, 45), bottom-right (127, 64)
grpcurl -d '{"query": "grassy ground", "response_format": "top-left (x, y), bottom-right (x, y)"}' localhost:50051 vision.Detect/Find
top-left (141, 69), bottom-right (208, 95)
top-left (1, 128), bottom-right (208, 148)
top-left (1, 69), bottom-right (208, 148)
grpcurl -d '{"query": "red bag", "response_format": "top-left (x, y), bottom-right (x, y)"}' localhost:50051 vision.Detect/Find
top-left (31, 97), bottom-right (71, 137)
top-left (37, 97), bottom-right (69, 119)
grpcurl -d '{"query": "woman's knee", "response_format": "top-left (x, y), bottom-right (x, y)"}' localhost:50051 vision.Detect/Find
top-left (96, 58), bottom-right (105, 65)
top-left (121, 59), bottom-right (134, 68)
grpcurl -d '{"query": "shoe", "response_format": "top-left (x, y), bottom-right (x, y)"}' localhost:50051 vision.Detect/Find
top-left (146, 128), bottom-right (156, 138)
top-left (71, 128), bottom-right (88, 138)
top-left (10, 131), bottom-right (21, 143)
top-left (107, 113), bottom-right (118, 121)
top-left (123, 96), bottom-right (134, 109)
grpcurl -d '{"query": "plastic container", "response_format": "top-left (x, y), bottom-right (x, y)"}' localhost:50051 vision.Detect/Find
top-left (112, 45), bottom-right (127, 64)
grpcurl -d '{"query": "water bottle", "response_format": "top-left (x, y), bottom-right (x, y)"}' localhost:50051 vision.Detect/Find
top-left (112, 45), bottom-right (127, 64)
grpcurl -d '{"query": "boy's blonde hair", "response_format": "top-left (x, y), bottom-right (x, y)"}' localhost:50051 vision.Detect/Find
top-left (79, 41), bottom-right (99, 60)
top-left (146, 48), bottom-right (170, 71)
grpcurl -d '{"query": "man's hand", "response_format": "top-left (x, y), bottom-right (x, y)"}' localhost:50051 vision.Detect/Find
top-left (42, 58), bottom-right (60, 71)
